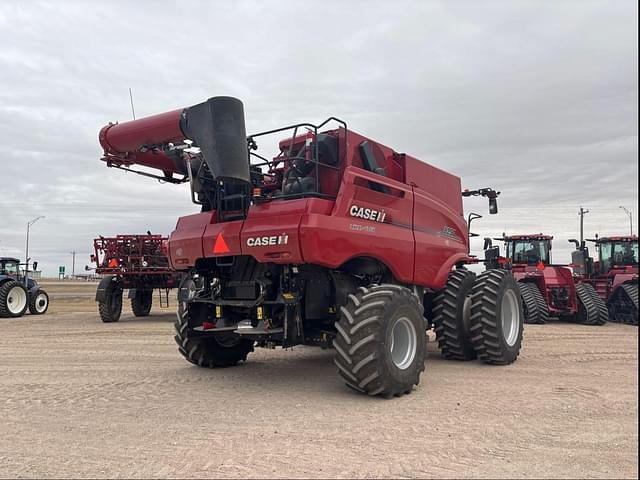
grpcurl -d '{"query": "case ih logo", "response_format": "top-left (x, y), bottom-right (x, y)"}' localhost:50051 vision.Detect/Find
top-left (349, 205), bottom-right (387, 223)
top-left (246, 233), bottom-right (289, 247)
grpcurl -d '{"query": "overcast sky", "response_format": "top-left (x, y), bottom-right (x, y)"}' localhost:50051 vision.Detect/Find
top-left (0, 0), bottom-right (637, 276)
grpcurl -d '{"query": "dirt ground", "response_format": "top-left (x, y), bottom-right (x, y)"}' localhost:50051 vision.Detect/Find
top-left (0, 281), bottom-right (637, 479)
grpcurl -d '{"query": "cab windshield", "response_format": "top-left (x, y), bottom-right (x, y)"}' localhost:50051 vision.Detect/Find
top-left (599, 241), bottom-right (639, 272)
top-left (0, 260), bottom-right (19, 275)
top-left (507, 240), bottom-right (551, 265)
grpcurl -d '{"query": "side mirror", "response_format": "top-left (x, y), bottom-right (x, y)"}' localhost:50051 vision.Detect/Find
top-left (32, 261), bottom-right (38, 271)
top-left (483, 237), bottom-right (493, 250)
top-left (85, 265), bottom-right (90, 271)
top-left (489, 197), bottom-right (498, 214)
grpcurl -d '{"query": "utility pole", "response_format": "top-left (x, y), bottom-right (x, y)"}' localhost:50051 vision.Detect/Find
top-left (578, 207), bottom-right (589, 245)
top-left (70, 251), bottom-right (76, 278)
top-left (619, 206), bottom-right (633, 235)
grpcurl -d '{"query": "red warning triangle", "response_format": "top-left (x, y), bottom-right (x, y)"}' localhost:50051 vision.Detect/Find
top-left (213, 234), bottom-right (231, 254)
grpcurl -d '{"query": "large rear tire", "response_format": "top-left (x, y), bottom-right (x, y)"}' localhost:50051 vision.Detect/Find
top-left (333, 284), bottom-right (427, 398)
top-left (518, 282), bottom-right (549, 324)
top-left (433, 269), bottom-right (477, 360)
top-left (98, 277), bottom-right (123, 323)
top-left (28, 289), bottom-right (49, 315)
top-left (574, 283), bottom-right (608, 325)
top-left (0, 281), bottom-right (29, 318)
top-left (131, 290), bottom-right (153, 317)
top-left (470, 270), bottom-right (524, 365)
top-left (607, 283), bottom-right (638, 325)
top-left (174, 277), bottom-right (253, 367)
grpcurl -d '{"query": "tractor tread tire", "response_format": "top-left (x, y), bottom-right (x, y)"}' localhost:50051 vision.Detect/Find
top-left (469, 270), bottom-right (524, 365)
top-left (608, 283), bottom-right (638, 325)
top-left (433, 269), bottom-right (477, 360)
top-left (28, 289), bottom-right (49, 315)
top-left (98, 277), bottom-right (123, 323)
top-left (575, 283), bottom-right (608, 325)
top-left (519, 282), bottom-right (549, 324)
top-left (0, 281), bottom-right (29, 318)
top-left (174, 308), bottom-right (254, 367)
top-left (333, 284), bottom-right (426, 398)
top-left (131, 290), bottom-right (153, 317)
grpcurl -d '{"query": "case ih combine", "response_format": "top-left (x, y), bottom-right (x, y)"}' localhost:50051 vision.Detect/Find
top-left (571, 235), bottom-right (638, 325)
top-left (484, 235), bottom-right (607, 325)
top-left (97, 96), bottom-right (524, 397)
top-left (91, 234), bottom-right (182, 322)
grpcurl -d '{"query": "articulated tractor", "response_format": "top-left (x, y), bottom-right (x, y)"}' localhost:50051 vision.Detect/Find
top-left (97, 96), bottom-right (524, 397)
top-left (484, 235), bottom-right (608, 325)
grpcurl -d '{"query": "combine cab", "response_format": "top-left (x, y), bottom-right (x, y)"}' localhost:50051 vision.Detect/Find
top-left (96, 96), bottom-right (525, 397)
top-left (571, 235), bottom-right (638, 325)
top-left (91, 234), bottom-right (182, 322)
top-left (484, 234), bottom-right (607, 325)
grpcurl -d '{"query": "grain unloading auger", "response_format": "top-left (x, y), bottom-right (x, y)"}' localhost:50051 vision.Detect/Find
top-left (98, 95), bottom-right (524, 398)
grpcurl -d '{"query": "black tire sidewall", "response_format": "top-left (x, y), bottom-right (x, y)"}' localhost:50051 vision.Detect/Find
top-left (29, 289), bottom-right (49, 315)
top-left (0, 281), bottom-right (29, 317)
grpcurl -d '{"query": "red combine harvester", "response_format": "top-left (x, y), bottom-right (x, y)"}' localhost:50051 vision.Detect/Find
top-left (91, 234), bottom-right (182, 322)
top-left (484, 234), bottom-right (607, 325)
top-left (571, 235), bottom-right (638, 325)
top-left (97, 96), bottom-right (524, 397)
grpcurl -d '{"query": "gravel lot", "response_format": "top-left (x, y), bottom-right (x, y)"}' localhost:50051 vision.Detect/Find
top-left (0, 281), bottom-right (637, 478)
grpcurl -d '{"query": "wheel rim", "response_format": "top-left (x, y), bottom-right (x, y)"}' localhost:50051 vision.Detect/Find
top-left (501, 289), bottom-right (520, 346)
top-left (7, 286), bottom-right (27, 314)
top-left (389, 316), bottom-right (418, 370)
top-left (35, 293), bottom-right (48, 313)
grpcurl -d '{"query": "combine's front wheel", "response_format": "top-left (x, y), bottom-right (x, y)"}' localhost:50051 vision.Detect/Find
top-left (518, 282), bottom-right (549, 324)
top-left (174, 277), bottom-right (253, 367)
top-left (607, 283), bottom-right (638, 325)
top-left (469, 270), bottom-right (524, 364)
top-left (28, 289), bottom-right (49, 315)
top-left (333, 284), bottom-right (427, 398)
top-left (432, 269), bottom-right (477, 360)
top-left (131, 290), bottom-right (153, 317)
top-left (0, 281), bottom-right (29, 318)
top-left (574, 283), bottom-right (608, 325)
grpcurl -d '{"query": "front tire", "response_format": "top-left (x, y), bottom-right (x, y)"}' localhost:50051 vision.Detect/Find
top-left (574, 283), bottom-right (608, 325)
top-left (98, 277), bottom-right (123, 323)
top-left (518, 282), bottom-right (549, 324)
top-left (28, 289), bottom-right (49, 315)
top-left (433, 269), bottom-right (477, 360)
top-left (333, 284), bottom-right (427, 398)
top-left (0, 281), bottom-right (29, 318)
top-left (131, 290), bottom-right (153, 317)
top-left (470, 270), bottom-right (524, 365)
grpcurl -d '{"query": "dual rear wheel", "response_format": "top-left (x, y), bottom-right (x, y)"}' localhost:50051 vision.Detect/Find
top-left (433, 269), bottom-right (524, 364)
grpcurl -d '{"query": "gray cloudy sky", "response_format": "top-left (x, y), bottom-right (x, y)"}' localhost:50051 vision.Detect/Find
top-left (0, 0), bottom-right (637, 276)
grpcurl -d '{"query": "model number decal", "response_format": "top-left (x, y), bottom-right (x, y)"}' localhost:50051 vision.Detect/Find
top-left (246, 233), bottom-right (289, 247)
top-left (349, 205), bottom-right (387, 223)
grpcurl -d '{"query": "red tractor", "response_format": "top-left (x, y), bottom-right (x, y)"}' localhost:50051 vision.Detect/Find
top-left (90, 234), bottom-right (182, 322)
top-left (97, 96), bottom-right (524, 397)
top-left (484, 234), bottom-right (608, 325)
top-left (570, 235), bottom-right (638, 325)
